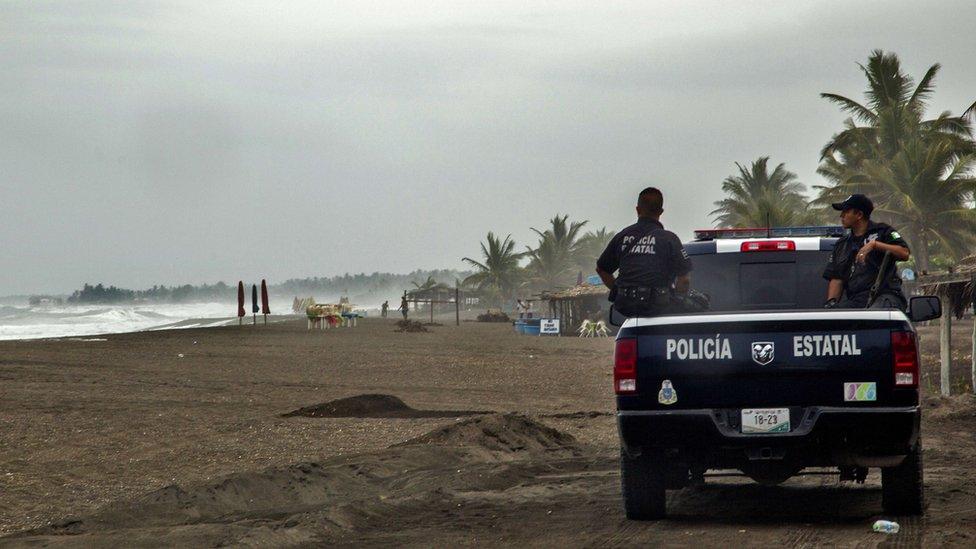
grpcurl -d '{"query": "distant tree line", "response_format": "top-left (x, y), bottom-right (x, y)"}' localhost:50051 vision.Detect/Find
top-left (66, 270), bottom-right (472, 305)
top-left (277, 269), bottom-right (471, 304)
top-left (68, 282), bottom-right (233, 304)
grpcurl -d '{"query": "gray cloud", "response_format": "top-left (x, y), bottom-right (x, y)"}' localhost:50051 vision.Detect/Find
top-left (2, 0), bottom-right (975, 294)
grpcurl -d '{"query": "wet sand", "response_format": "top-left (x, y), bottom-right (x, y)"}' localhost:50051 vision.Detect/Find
top-left (1, 317), bottom-right (974, 546)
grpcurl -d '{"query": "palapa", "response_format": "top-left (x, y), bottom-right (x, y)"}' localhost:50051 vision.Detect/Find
top-left (916, 255), bottom-right (976, 318)
top-left (540, 284), bottom-right (609, 301)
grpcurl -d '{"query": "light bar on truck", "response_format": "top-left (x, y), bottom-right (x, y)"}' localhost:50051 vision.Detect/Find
top-left (694, 226), bottom-right (846, 240)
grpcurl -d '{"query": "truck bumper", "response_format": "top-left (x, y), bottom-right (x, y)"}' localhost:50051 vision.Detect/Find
top-left (617, 406), bottom-right (920, 468)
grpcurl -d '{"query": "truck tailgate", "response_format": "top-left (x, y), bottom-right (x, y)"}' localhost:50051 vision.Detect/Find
top-left (617, 311), bottom-right (916, 410)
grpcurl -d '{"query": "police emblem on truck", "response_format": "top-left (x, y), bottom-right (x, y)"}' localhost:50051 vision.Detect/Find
top-left (752, 342), bottom-right (774, 365)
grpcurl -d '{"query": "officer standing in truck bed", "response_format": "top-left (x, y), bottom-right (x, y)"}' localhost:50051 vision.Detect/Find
top-left (596, 187), bottom-right (697, 317)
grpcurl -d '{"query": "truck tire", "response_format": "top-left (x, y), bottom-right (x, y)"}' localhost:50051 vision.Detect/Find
top-left (881, 440), bottom-right (924, 515)
top-left (620, 447), bottom-right (666, 520)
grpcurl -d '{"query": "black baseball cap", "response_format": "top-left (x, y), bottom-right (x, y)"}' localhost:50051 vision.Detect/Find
top-left (831, 194), bottom-right (873, 217)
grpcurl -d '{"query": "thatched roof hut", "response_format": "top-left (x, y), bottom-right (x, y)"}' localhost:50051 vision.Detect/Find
top-left (915, 255), bottom-right (976, 318)
top-left (405, 283), bottom-right (455, 302)
top-left (539, 284), bottom-right (610, 335)
top-left (540, 284), bottom-right (609, 301)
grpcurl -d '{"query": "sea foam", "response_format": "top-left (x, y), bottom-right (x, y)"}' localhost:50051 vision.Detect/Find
top-left (0, 300), bottom-right (293, 341)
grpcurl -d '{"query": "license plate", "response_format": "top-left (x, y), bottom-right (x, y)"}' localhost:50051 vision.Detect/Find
top-left (741, 408), bottom-right (790, 434)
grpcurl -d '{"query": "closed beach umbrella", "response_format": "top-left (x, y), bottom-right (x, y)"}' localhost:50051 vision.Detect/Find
top-left (237, 281), bottom-right (245, 317)
top-left (251, 284), bottom-right (259, 314)
top-left (261, 279), bottom-right (270, 315)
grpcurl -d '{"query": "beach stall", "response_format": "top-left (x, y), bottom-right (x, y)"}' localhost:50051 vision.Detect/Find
top-left (540, 284), bottom-right (611, 336)
top-left (305, 300), bottom-right (362, 329)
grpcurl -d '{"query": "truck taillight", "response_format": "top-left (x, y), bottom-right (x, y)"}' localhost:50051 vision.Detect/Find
top-left (614, 338), bottom-right (637, 394)
top-left (740, 240), bottom-right (796, 252)
top-left (891, 331), bottom-right (918, 388)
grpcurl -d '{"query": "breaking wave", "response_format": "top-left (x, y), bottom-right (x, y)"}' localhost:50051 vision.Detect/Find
top-left (0, 300), bottom-right (293, 341)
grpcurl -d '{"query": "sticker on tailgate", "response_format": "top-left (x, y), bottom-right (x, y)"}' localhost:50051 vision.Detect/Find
top-left (844, 382), bottom-right (877, 402)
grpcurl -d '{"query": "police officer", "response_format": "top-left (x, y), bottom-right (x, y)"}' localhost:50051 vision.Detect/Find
top-left (596, 187), bottom-right (695, 317)
top-left (823, 194), bottom-right (911, 309)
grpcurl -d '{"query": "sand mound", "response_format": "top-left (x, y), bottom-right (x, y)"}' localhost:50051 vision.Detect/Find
top-left (398, 413), bottom-right (578, 455)
top-left (282, 394), bottom-right (487, 419)
top-left (395, 320), bottom-right (428, 332)
top-left (10, 414), bottom-right (590, 545)
top-left (37, 461), bottom-right (375, 534)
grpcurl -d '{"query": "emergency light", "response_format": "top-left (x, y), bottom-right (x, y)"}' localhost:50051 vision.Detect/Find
top-left (694, 226), bottom-right (846, 240)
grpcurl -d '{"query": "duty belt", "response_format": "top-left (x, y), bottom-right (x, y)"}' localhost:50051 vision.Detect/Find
top-left (617, 286), bottom-right (672, 308)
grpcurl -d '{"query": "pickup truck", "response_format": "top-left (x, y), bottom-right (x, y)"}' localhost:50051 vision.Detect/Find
top-left (612, 227), bottom-right (942, 520)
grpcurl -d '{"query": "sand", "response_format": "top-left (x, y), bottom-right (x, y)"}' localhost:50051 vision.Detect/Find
top-left (1, 316), bottom-right (975, 546)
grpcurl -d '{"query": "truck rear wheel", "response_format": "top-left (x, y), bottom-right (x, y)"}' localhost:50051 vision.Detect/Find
top-left (881, 440), bottom-right (924, 515)
top-left (620, 447), bottom-right (666, 520)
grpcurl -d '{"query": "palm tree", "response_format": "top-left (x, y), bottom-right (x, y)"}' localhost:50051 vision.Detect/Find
top-left (524, 233), bottom-right (573, 289)
top-left (819, 51), bottom-right (975, 165)
top-left (710, 157), bottom-right (824, 228)
top-left (462, 232), bottom-right (523, 304)
top-left (574, 227), bottom-right (616, 274)
top-left (831, 140), bottom-right (976, 272)
top-left (524, 215), bottom-right (588, 290)
top-left (410, 276), bottom-right (440, 292)
top-left (816, 50), bottom-right (976, 271)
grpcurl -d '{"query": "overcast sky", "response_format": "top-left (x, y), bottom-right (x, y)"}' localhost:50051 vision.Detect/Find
top-left (2, 0), bottom-right (975, 295)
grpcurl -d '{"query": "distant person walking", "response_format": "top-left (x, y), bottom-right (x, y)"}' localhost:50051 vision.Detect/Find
top-left (381, 301), bottom-right (389, 318)
top-left (398, 296), bottom-right (409, 320)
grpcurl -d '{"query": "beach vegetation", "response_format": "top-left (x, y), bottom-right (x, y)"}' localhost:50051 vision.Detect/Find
top-left (462, 232), bottom-right (524, 306)
top-left (66, 271), bottom-right (471, 305)
top-left (524, 214), bottom-right (592, 290)
top-left (410, 275), bottom-right (452, 294)
top-left (463, 217), bottom-right (616, 297)
top-left (710, 157), bottom-right (825, 228)
top-left (815, 49), bottom-right (976, 272)
top-left (574, 227), bottom-right (616, 274)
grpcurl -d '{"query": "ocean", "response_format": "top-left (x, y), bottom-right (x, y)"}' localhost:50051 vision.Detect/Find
top-left (0, 300), bottom-right (297, 341)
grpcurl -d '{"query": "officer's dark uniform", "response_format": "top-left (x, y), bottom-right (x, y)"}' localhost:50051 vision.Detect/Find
top-left (597, 218), bottom-right (693, 317)
top-left (823, 221), bottom-right (909, 309)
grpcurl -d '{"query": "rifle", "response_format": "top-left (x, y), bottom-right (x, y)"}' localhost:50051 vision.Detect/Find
top-left (866, 251), bottom-right (893, 308)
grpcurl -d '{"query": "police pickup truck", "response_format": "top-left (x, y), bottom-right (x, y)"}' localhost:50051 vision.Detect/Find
top-left (612, 226), bottom-right (942, 520)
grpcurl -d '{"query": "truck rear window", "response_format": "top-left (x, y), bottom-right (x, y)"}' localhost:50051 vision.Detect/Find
top-left (740, 262), bottom-right (796, 308)
top-left (691, 251), bottom-right (830, 311)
